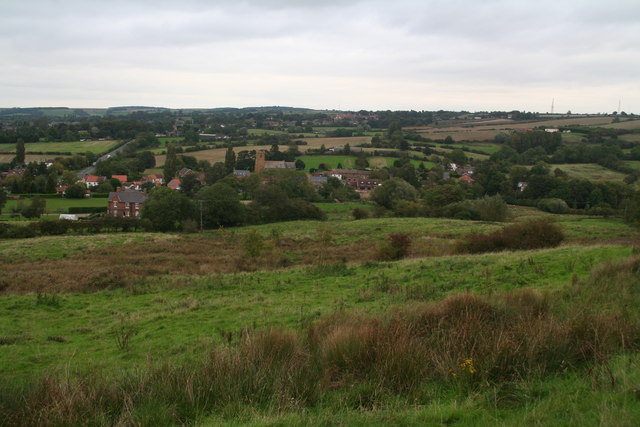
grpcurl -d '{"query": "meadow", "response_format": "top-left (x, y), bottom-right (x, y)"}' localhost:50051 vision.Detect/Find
top-left (2, 196), bottom-right (107, 215)
top-left (1, 203), bottom-right (640, 424)
top-left (551, 163), bottom-right (629, 182)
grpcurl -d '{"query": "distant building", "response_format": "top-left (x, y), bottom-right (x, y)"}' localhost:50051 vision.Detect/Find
top-left (233, 170), bottom-right (251, 178)
top-left (167, 178), bottom-right (181, 190)
top-left (107, 189), bottom-right (148, 217)
top-left (459, 174), bottom-right (475, 184)
top-left (111, 175), bottom-right (128, 183)
top-left (81, 175), bottom-right (105, 188)
top-left (346, 178), bottom-right (381, 192)
top-left (254, 151), bottom-right (296, 174)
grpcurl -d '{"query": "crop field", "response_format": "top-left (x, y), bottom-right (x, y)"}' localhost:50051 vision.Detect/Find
top-left (433, 145), bottom-right (491, 161)
top-left (155, 136), bottom-right (373, 165)
top-left (0, 140), bottom-right (119, 155)
top-left (430, 141), bottom-right (502, 155)
top-left (0, 154), bottom-right (71, 163)
top-left (417, 129), bottom-right (502, 141)
top-left (297, 155), bottom-right (433, 171)
top-left (620, 134), bottom-right (640, 143)
top-left (602, 118), bottom-right (640, 130)
top-left (2, 197), bottom-right (107, 215)
top-left (552, 163), bottom-right (628, 182)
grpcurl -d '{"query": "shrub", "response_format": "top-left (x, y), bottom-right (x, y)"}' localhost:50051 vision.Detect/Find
top-left (37, 220), bottom-right (71, 236)
top-left (474, 194), bottom-right (509, 222)
top-left (377, 233), bottom-right (411, 261)
top-left (537, 198), bottom-right (570, 214)
top-left (351, 208), bottom-right (370, 220)
top-left (458, 220), bottom-right (564, 254)
top-left (392, 200), bottom-right (426, 217)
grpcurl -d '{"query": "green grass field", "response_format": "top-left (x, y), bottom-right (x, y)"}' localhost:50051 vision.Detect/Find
top-left (0, 140), bottom-right (119, 155)
top-left (624, 161), bottom-right (640, 171)
top-left (297, 155), bottom-right (433, 171)
top-left (2, 196), bottom-right (107, 215)
top-left (1, 206), bottom-right (640, 424)
top-left (551, 163), bottom-right (628, 182)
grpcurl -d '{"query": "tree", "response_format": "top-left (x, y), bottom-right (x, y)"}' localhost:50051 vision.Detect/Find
top-left (65, 183), bottom-right (87, 199)
top-left (141, 187), bottom-right (194, 232)
top-left (355, 153), bottom-right (369, 168)
top-left (0, 187), bottom-right (7, 213)
top-left (136, 151), bottom-right (156, 170)
top-left (94, 181), bottom-right (114, 193)
top-left (20, 196), bottom-right (46, 218)
top-left (135, 132), bottom-right (159, 149)
top-left (449, 149), bottom-right (467, 165)
top-left (224, 146), bottom-right (236, 174)
top-left (370, 178), bottom-right (418, 209)
top-left (205, 162), bottom-right (228, 184)
top-left (164, 144), bottom-right (180, 181)
top-left (196, 183), bottom-right (246, 229)
top-left (180, 173), bottom-right (201, 197)
top-left (443, 135), bottom-right (455, 145)
top-left (15, 138), bottom-right (25, 165)
top-left (45, 173), bottom-right (58, 193)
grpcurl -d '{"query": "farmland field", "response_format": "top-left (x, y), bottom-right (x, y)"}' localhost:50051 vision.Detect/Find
top-left (0, 140), bottom-right (119, 155)
top-left (154, 137), bottom-right (373, 165)
top-left (551, 163), bottom-right (628, 182)
top-left (0, 154), bottom-right (71, 163)
top-left (297, 155), bottom-right (433, 171)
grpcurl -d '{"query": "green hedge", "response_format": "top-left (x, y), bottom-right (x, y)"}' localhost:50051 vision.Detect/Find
top-left (68, 207), bottom-right (107, 214)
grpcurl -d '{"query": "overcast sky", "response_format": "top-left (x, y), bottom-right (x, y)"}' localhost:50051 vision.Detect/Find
top-left (1, 0), bottom-right (639, 113)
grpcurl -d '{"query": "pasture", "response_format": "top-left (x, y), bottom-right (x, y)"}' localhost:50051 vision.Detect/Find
top-left (1, 205), bottom-right (640, 424)
top-left (552, 163), bottom-right (629, 182)
top-left (2, 196), bottom-right (107, 215)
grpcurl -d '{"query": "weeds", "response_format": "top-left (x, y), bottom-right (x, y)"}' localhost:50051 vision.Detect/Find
top-left (35, 292), bottom-right (60, 308)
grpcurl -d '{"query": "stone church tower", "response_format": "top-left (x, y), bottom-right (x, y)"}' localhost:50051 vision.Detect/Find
top-left (255, 151), bottom-right (266, 174)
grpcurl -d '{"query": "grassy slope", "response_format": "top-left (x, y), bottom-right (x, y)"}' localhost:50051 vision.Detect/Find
top-left (1, 208), bottom-right (640, 424)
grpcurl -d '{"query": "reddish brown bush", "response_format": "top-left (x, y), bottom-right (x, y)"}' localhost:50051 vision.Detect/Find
top-left (458, 219), bottom-right (564, 254)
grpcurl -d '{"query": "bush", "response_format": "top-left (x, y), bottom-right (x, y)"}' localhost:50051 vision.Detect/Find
top-left (458, 220), bottom-right (564, 254)
top-left (351, 208), bottom-right (370, 220)
top-left (376, 233), bottom-right (411, 261)
top-left (537, 198), bottom-right (570, 214)
top-left (392, 200), bottom-right (426, 217)
top-left (475, 195), bottom-right (509, 222)
top-left (37, 220), bottom-right (71, 236)
top-left (68, 207), bottom-right (107, 214)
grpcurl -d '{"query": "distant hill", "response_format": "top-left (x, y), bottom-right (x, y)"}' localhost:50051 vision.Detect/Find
top-left (0, 105), bottom-right (318, 119)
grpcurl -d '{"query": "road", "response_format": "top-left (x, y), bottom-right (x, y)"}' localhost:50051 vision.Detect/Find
top-left (77, 139), bottom-right (135, 177)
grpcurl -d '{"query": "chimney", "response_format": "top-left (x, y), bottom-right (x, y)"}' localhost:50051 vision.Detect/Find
top-left (116, 187), bottom-right (121, 192)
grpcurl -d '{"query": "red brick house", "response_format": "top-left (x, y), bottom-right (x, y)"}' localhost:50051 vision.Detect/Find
top-left (107, 189), bottom-right (148, 217)
top-left (346, 177), bottom-right (381, 192)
